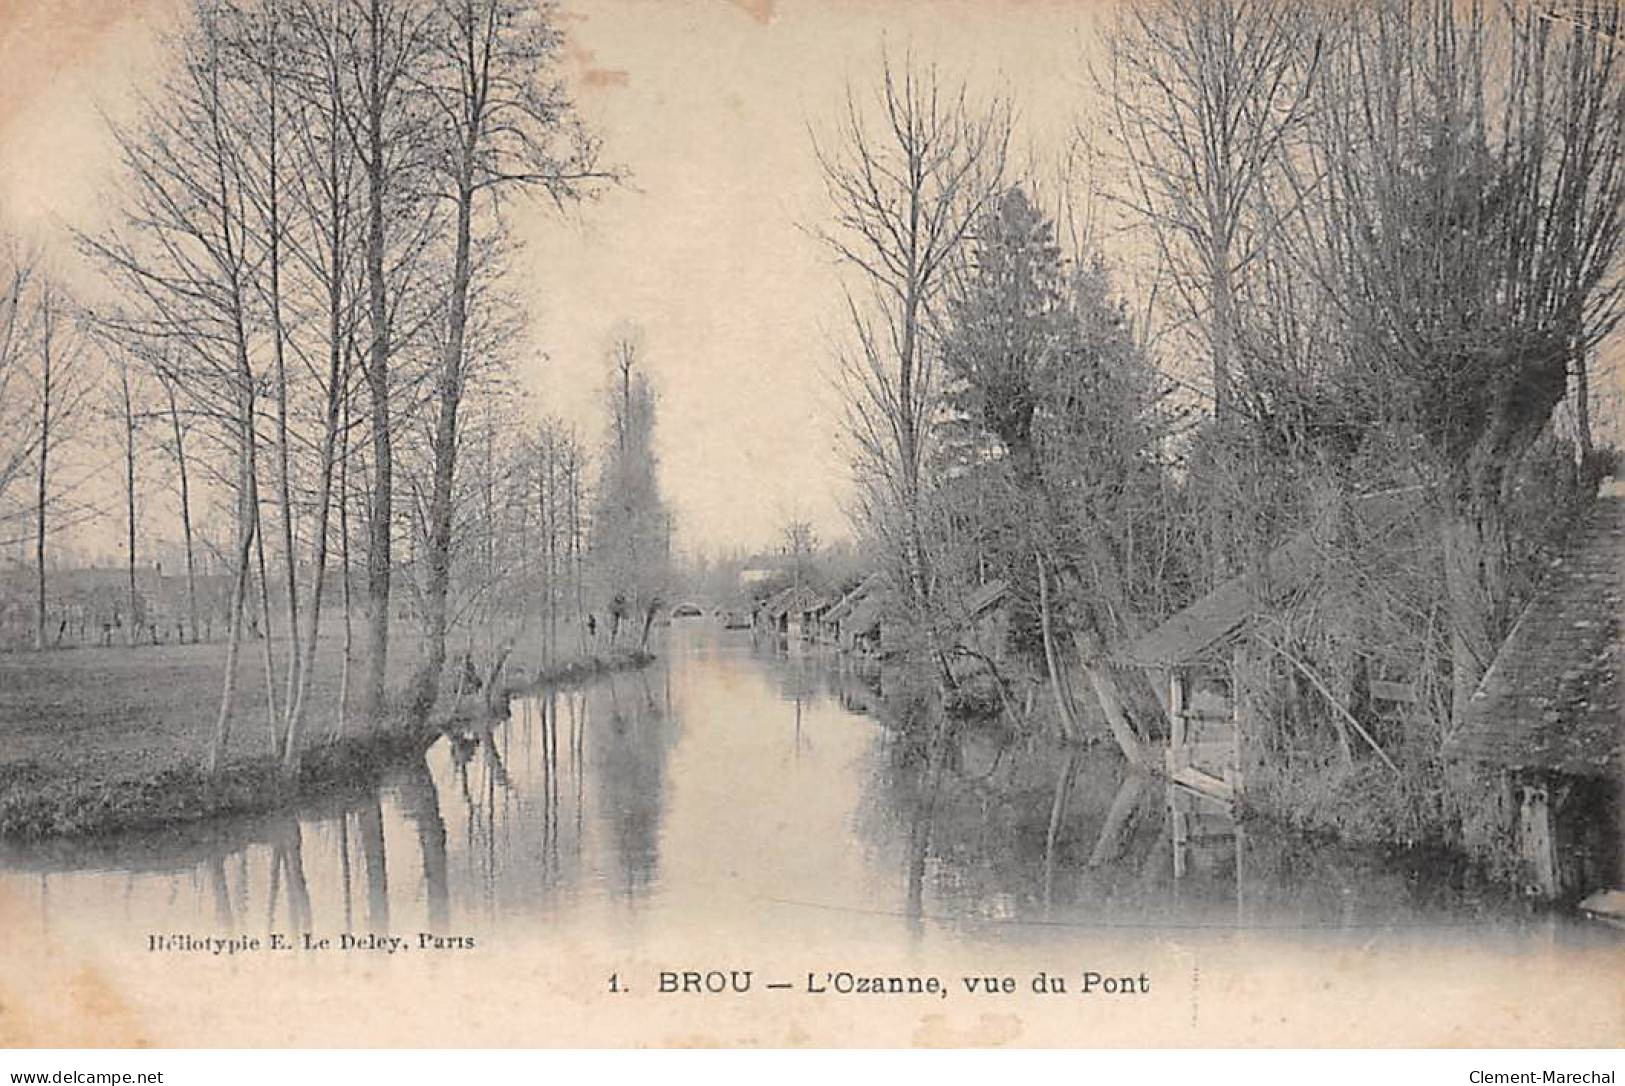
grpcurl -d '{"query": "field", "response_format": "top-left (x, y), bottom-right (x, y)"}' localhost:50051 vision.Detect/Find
top-left (3, 633), bottom-right (404, 780)
top-left (0, 620), bottom-right (647, 839)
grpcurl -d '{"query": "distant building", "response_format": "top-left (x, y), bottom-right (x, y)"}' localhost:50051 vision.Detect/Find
top-left (752, 585), bottom-right (824, 640)
top-left (821, 575), bottom-right (883, 655)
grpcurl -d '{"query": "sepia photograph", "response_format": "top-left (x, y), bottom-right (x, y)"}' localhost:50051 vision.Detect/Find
top-left (0, 0), bottom-right (1620, 1053)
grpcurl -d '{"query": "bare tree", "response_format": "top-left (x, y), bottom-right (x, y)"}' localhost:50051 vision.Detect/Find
top-left (229, 0), bottom-right (305, 725)
top-left (279, 0), bottom-right (368, 769)
top-left (84, 2), bottom-right (268, 770)
top-left (29, 280), bottom-right (94, 651)
top-left (589, 329), bottom-right (670, 648)
top-left (812, 52), bottom-right (1010, 606)
top-left (1102, 0), bottom-right (1323, 419)
top-left (781, 519), bottom-right (819, 593)
top-left (1306, 0), bottom-right (1625, 722)
top-left (409, 0), bottom-right (610, 718)
top-left (340, 0), bottom-right (438, 722)
top-left (108, 346), bottom-right (144, 648)
top-left (528, 415), bottom-right (585, 668)
top-left (151, 358), bottom-right (200, 643)
top-left (0, 245), bottom-right (41, 518)
top-left (31, 286), bottom-right (53, 652)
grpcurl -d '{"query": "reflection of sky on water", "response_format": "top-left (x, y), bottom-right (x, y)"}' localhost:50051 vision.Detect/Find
top-left (0, 621), bottom-right (1614, 959)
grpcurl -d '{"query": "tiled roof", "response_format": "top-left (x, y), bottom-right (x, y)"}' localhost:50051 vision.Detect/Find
top-left (755, 587), bottom-right (794, 613)
top-left (1117, 488), bottom-right (1420, 668)
top-left (823, 575), bottom-right (881, 625)
top-left (1449, 493), bottom-right (1622, 779)
top-left (961, 578), bottom-right (1010, 621)
top-left (757, 585), bottom-right (824, 618)
top-left (845, 593), bottom-right (884, 637)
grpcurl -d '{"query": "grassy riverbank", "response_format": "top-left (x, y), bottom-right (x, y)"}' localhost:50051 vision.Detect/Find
top-left (504, 646), bottom-right (656, 694)
top-left (1233, 754), bottom-right (1533, 894)
top-left (0, 635), bottom-right (655, 840)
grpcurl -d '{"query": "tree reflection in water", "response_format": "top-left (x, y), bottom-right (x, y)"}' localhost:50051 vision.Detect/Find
top-left (396, 755), bottom-right (449, 931)
top-left (1041, 749), bottom-right (1080, 912)
top-left (356, 794), bottom-right (388, 931)
top-left (337, 813), bottom-right (353, 930)
top-left (206, 855), bottom-right (231, 930)
top-left (0, 637), bottom-right (1579, 951)
top-left (265, 815), bottom-right (311, 934)
top-left (587, 670), bottom-right (673, 898)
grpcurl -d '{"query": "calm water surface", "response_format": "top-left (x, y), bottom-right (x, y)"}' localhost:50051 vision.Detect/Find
top-left (0, 622), bottom-right (1611, 956)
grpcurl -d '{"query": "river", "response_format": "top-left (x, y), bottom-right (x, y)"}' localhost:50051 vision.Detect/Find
top-left (0, 619), bottom-right (1618, 1045)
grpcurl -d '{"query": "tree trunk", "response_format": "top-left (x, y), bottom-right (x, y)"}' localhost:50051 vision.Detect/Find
top-left (483, 639), bottom-right (514, 716)
top-left (571, 452), bottom-right (585, 654)
top-left (166, 381), bottom-right (199, 644)
top-left (120, 361), bottom-right (138, 648)
top-left (33, 289), bottom-right (51, 653)
top-left (1442, 497), bottom-right (1508, 726)
top-left (1072, 623), bottom-right (1149, 770)
top-left (265, 30), bottom-right (302, 731)
top-left (546, 448), bottom-right (558, 668)
top-left (209, 408), bottom-right (258, 774)
top-left (283, 265), bottom-right (348, 772)
top-left (1574, 342), bottom-right (1596, 476)
top-left (361, 0), bottom-right (394, 723)
top-left (1209, 239), bottom-right (1235, 420)
top-left (542, 445), bottom-right (555, 666)
top-left (339, 388), bottom-right (354, 736)
top-left (412, 174), bottom-right (476, 719)
top-left (253, 469), bottom-right (279, 743)
top-left (1036, 553), bottom-right (1085, 744)
top-left (897, 271), bottom-right (927, 605)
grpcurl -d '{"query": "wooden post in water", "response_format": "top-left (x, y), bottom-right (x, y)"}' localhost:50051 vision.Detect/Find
top-left (1230, 643), bottom-right (1266, 800)
top-left (1169, 784), bottom-right (1187, 880)
top-left (1168, 670), bottom-right (1187, 776)
top-left (1516, 775), bottom-right (1560, 899)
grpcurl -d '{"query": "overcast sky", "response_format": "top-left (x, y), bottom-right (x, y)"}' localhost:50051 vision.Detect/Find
top-left (3, 0), bottom-right (1617, 563)
top-left (0, 0), bottom-right (1105, 562)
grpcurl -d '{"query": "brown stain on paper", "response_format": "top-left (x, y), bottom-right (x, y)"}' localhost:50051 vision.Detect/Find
top-left (0, 883), bottom-right (150, 1048)
top-left (566, 27), bottom-right (629, 90)
top-left (724, 0), bottom-right (776, 24)
top-left (0, 0), bottom-right (162, 131)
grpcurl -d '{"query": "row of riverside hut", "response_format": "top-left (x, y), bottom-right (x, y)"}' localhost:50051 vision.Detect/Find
top-left (751, 577), bottom-right (884, 654)
top-left (741, 479), bottom-right (1619, 913)
top-left (750, 574), bottom-right (1012, 665)
top-left (1115, 481), bottom-right (1621, 914)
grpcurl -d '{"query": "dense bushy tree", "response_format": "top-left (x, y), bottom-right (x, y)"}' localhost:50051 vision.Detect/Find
top-left (589, 331), bottom-right (672, 649)
top-left (1300, 0), bottom-right (1625, 722)
top-left (932, 184), bottom-right (1182, 759)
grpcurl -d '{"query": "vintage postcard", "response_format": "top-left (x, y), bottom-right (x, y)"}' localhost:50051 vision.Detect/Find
top-left (0, 0), bottom-right (1620, 1051)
